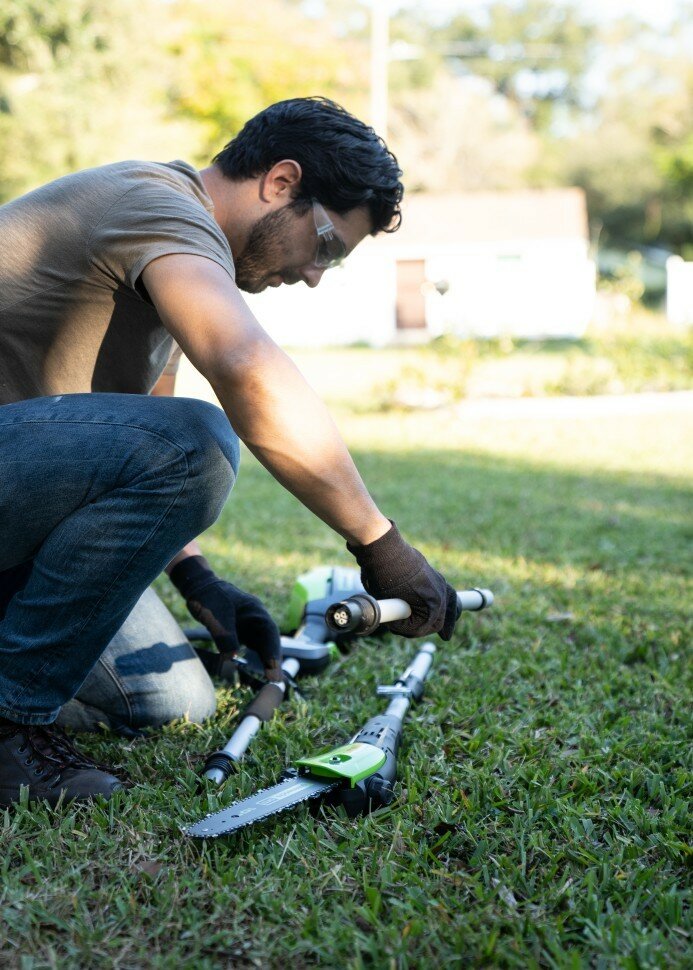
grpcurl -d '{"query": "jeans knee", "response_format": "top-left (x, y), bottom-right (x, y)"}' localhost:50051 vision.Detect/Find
top-left (176, 399), bottom-right (240, 531)
top-left (65, 587), bottom-right (219, 733)
top-left (57, 665), bottom-right (218, 733)
top-left (137, 666), bottom-right (217, 729)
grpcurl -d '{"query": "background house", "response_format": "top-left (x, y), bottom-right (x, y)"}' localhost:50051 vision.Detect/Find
top-left (246, 187), bottom-right (597, 347)
top-left (666, 256), bottom-right (693, 325)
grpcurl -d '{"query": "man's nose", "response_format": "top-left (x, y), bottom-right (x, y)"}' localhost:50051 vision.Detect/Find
top-left (303, 266), bottom-right (326, 288)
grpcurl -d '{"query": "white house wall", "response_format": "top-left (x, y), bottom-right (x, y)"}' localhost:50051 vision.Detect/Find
top-left (666, 256), bottom-right (693, 326)
top-left (240, 237), bottom-right (595, 346)
top-left (423, 239), bottom-right (596, 339)
top-left (244, 250), bottom-right (397, 347)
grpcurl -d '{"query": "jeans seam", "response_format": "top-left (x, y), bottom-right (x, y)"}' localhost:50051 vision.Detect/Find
top-left (0, 416), bottom-right (201, 461)
top-left (89, 655), bottom-right (135, 726)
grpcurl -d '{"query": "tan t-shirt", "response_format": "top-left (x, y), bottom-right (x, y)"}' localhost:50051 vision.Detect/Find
top-left (0, 159), bottom-right (235, 405)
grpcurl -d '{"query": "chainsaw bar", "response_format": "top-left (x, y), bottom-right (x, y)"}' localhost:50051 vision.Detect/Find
top-left (184, 775), bottom-right (341, 839)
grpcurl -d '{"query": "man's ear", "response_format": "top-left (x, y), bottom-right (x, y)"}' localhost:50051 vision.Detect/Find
top-left (259, 159), bottom-right (303, 204)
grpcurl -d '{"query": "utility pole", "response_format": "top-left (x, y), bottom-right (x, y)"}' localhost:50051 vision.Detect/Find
top-left (370, 0), bottom-right (389, 138)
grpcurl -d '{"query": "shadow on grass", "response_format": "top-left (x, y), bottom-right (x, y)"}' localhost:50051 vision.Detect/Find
top-left (213, 447), bottom-right (690, 581)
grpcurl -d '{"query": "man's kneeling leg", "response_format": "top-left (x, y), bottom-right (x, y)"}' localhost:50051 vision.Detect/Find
top-left (0, 393), bottom-right (238, 805)
top-left (57, 587), bottom-right (217, 735)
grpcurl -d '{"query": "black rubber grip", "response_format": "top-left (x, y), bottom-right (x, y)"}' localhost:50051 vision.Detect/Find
top-left (202, 751), bottom-right (237, 781)
top-left (193, 647), bottom-right (241, 683)
top-left (184, 627), bottom-right (212, 642)
top-left (293, 653), bottom-right (332, 675)
top-left (242, 681), bottom-right (285, 722)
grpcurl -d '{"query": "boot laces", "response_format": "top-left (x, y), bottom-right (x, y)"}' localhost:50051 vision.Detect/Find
top-left (15, 724), bottom-right (101, 773)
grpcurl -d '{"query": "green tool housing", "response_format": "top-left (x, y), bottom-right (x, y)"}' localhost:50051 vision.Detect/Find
top-left (296, 742), bottom-right (386, 787)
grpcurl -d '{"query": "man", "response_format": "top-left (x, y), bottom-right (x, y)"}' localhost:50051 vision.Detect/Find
top-left (0, 97), bottom-right (460, 807)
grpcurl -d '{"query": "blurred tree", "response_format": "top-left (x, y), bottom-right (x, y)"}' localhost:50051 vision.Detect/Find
top-left (389, 71), bottom-right (540, 193)
top-left (1, 0), bottom-right (690, 260)
top-left (164, 0), bottom-right (369, 163)
top-left (0, 0), bottom-right (369, 201)
top-left (0, 0), bottom-right (200, 201)
top-left (304, 1), bottom-right (541, 191)
top-left (553, 14), bottom-right (693, 254)
top-left (387, 8), bottom-right (446, 94)
top-left (440, 0), bottom-right (596, 130)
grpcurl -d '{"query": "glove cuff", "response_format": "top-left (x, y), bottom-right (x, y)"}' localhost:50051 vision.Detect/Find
top-left (169, 555), bottom-right (217, 599)
top-left (347, 521), bottom-right (424, 588)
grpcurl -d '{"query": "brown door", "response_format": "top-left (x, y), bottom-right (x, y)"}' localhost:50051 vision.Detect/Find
top-left (396, 260), bottom-right (427, 330)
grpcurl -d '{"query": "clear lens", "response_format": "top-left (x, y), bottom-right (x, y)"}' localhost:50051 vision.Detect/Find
top-left (313, 201), bottom-right (347, 269)
top-left (315, 234), bottom-right (346, 268)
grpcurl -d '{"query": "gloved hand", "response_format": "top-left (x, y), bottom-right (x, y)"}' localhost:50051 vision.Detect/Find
top-left (169, 555), bottom-right (282, 681)
top-left (348, 522), bottom-right (461, 640)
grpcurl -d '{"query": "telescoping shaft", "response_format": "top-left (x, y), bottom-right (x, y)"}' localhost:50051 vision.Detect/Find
top-left (202, 656), bottom-right (300, 784)
top-left (333, 641), bottom-right (437, 815)
top-left (203, 588), bottom-right (494, 787)
top-left (325, 588), bottom-right (494, 637)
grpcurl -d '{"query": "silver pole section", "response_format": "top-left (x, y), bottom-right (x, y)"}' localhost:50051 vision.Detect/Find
top-left (282, 658), bottom-right (301, 680)
top-left (400, 642), bottom-right (435, 684)
top-left (203, 657), bottom-right (301, 783)
top-left (377, 590), bottom-right (493, 625)
top-left (384, 697), bottom-right (410, 720)
top-left (383, 643), bottom-right (436, 723)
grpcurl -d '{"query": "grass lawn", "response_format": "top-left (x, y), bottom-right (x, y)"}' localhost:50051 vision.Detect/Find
top-left (2, 382), bottom-right (691, 968)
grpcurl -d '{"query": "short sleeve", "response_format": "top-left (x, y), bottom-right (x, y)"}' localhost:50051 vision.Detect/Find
top-left (86, 179), bottom-right (235, 290)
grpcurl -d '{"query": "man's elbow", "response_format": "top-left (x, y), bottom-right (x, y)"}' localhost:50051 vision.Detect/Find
top-left (201, 332), bottom-right (280, 395)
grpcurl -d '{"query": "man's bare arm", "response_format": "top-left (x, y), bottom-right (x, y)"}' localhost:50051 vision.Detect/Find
top-left (142, 253), bottom-right (390, 547)
top-left (150, 372), bottom-right (176, 397)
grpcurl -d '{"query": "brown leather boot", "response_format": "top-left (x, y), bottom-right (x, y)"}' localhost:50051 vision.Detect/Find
top-left (0, 718), bottom-right (123, 806)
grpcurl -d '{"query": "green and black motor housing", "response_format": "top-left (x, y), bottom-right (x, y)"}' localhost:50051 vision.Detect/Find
top-left (187, 566), bottom-right (368, 681)
top-left (284, 566), bottom-right (367, 652)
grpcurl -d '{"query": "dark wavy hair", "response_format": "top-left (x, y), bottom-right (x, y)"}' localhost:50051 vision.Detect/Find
top-left (212, 97), bottom-right (403, 234)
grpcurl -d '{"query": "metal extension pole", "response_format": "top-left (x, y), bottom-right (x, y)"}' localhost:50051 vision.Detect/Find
top-left (377, 641), bottom-right (436, 726)
top-left (326, 588), bottom-right (494, 637)
top-left (202, 657), bottom-right (300, 784)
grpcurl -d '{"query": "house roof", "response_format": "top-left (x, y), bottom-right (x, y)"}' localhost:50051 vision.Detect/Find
top-left (372, 187), bottom-right (589, 247)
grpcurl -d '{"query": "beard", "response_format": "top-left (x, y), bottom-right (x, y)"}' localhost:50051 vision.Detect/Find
top-left (234, 205), bottom-right (299, 293)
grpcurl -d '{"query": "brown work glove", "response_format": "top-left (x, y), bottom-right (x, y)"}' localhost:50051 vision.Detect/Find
top-left (347, 522), bottom-right (461, 640)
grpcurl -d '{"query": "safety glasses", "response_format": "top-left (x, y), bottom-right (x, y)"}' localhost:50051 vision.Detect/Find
top-left (312, 200), bottom-right (347, 269)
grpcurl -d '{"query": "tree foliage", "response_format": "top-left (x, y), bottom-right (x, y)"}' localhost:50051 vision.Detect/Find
top-left (0, 0), bottom-right (367, 201)
top-left (0, 0), bottom-right (199, 200)
top-left (389, 73), bottom-right (540, 194)
top-left (402, 0), bottom-right (691, 254)
top-left (553, 15), bottom-right (693, 253)
top-left (163, 0), bottom-right (368, 163)
top-left (0, 0), bottom-right (690, 255)
top-left (441, 0), bottom-right (596, 128)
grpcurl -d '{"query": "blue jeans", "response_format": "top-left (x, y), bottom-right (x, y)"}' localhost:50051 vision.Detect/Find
top-left (0, 393), bottom-right (239, 725)
top-left (56, 586), bottom-right (217, 734)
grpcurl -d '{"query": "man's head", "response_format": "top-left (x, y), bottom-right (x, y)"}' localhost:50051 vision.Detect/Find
top-left (211, 97), bottom-right (403, 293)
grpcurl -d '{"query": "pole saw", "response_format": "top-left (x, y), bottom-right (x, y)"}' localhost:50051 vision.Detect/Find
top-left (186, 567), bottom-right (369, 784)
top-left (184, 585), bottom-right (493, 839)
